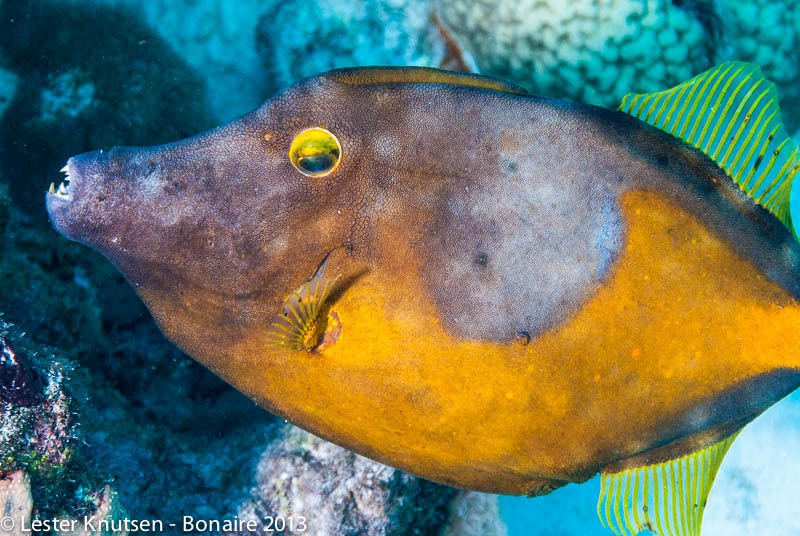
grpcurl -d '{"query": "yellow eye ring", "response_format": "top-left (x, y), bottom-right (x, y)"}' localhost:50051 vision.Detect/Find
top-left (289, 127), bottom-right (342, 177)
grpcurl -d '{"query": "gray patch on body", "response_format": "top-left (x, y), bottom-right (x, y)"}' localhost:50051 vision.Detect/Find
top-left (428, 159), bottom-right (623, 343)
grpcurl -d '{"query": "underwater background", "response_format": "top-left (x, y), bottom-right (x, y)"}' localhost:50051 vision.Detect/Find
top-left (1, 0), bottom-right (799, 534)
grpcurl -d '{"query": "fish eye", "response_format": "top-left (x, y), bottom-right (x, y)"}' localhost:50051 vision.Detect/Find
top-left (289, 128), bottom-right (342, 177)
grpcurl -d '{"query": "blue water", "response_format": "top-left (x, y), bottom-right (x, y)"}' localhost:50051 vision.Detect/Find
top-left (501, 389), bottom-right (800, 535)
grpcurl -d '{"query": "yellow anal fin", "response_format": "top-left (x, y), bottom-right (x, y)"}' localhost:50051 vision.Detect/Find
top-left (597, 432), bottom-right (739, 536)
top-left (323, 66), bottom-right (528, 96)
top-left (266, 253), bottom-right (339, 352)
top-left (619, 62), bottom-right (799, 233)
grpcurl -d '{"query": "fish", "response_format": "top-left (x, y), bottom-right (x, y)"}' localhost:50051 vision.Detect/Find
top-left (46, 61), bottom-right (800, 536)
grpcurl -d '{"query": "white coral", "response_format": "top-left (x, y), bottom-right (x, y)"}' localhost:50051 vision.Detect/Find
top-left (435, 0), bottom-right (799, 133)
top-left (435, 0), bottom-right (716, 107)
top-left (719, 0), bottom-right (800, 133)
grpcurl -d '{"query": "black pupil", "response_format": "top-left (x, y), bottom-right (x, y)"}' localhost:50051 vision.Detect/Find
top-left (298, 151), bottom-right (337, 173)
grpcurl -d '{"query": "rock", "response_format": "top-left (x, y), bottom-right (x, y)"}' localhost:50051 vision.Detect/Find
top-left (38, 70), bottom-right (94, 123)
top-left (0, 323), bottom-right (94, 518)
top-left (0, 328), bottom-right (77, 478)
top-left (0, 67), bottom-right (16, 120)
top-left (0, 180), bottom-right (9, 241)
top-left (441, 492), bottom-right (507, 536)
top-left (1, 333), bottom-right (42, 408)
top-left (231, 425), bottom-right (457, 536)
top-left (0, 472), bottom-right (32, 536)
top-left (95, 0), bottom-right (281, 122)
top-left (0, 205), bottom-right (107, 364)
top-left (0, 471), bottom-right (129, 536)
top-left (55, 486), bottom-right (129, 536)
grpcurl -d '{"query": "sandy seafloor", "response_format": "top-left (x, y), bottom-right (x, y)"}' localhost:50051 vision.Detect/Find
top-left (2, 0), bottom-right (800, 534)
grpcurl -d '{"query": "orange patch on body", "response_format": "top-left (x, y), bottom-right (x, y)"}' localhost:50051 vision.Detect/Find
top-left (216, 190), bottom-right (800, 494)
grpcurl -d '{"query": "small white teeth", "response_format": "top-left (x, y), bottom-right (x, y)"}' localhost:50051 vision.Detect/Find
top-left (49, 183), bottom-right (55, 194)
top-left (60, 164), bottom-right (69, 173)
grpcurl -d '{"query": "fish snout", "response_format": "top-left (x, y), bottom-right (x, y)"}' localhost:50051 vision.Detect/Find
top-left (45, 150), bottom-right (113, 246)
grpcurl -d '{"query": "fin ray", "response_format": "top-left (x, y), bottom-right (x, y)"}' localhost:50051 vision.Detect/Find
top-left (597, 432), bottom-right (739, 536)
top-left (619, 61), bottom-right (799, 231)
top-left (266, 254), bottom-right (340, 352)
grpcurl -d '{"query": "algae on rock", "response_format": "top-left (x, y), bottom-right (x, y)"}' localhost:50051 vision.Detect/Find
top-left (233, 425), bottom-right (457, 536)
top-left (0, 321), bottom-right (107, 521)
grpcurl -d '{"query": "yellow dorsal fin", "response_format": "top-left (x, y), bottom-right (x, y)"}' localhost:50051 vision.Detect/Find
top-left (323, 66), bottom-right (528, 96)
top-left (619, 62), bottom-right (800, 233)
top-left (597, 432), bottom-right (739, 536)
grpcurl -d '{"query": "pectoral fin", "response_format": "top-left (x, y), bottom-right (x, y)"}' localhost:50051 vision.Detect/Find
top-left (266, 253), bottom-right (339, 352)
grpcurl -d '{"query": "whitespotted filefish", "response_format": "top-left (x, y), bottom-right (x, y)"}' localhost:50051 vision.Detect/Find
top-left (47, 62), bottom-right (800, 535)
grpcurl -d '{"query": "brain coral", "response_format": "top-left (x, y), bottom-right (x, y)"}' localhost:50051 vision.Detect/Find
top-left (719, 0), bottom-right (800, 135)
top-left (434, 0), bottom-right (720, 108)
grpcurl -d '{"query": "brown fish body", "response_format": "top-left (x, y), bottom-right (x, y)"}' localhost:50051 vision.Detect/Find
top-left (46, 68), bottom-right (800, 495)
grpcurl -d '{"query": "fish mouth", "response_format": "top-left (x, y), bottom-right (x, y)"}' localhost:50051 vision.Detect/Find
top-left (46, 149), bottom-right (125, 247)
top-left (47, 160), bottom-right (74, 203)
top-left (45, 157), bottom-right (83, 241)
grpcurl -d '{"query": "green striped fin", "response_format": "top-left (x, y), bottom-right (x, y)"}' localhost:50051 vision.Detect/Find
top-left (619, 62), bottom-right (800, 231)
top-left (596, 432), bottom-right (739, 536)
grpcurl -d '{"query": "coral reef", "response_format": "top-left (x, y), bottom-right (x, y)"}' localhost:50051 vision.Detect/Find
top-left (233, 425), bottom-right (456, 536)
top-left (434, 0), bottom-right (719, 108)
top-left (0, 3), bottom-right (468, 533)
top-left (718, 0), bottom-right (800, 134)
top-left (441, 492), bottom-right (507, 536)
top-left (27, 1), bottom-right (800, 533)
top-left (433, 0), bottom-right (800, 134)
top-left (255, 0), bottom-right (446, 97)
top-left (0, 0), bottom-right (213, 212)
